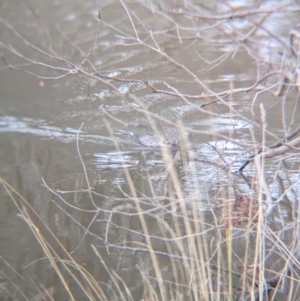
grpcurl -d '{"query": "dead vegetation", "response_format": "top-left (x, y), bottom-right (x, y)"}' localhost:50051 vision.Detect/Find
top-left (1, 0), bottom-right (300, 300)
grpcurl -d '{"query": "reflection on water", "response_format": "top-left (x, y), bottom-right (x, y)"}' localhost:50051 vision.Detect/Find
top-left (1, 0), bottom-right (300, 300)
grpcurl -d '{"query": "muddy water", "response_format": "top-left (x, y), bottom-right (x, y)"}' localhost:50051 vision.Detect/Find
top-left (1, 0), bottom-right (300, 300)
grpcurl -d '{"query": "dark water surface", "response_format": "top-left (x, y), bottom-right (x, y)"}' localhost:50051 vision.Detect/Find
top-left (1, 0), bottom-right (300, 300)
